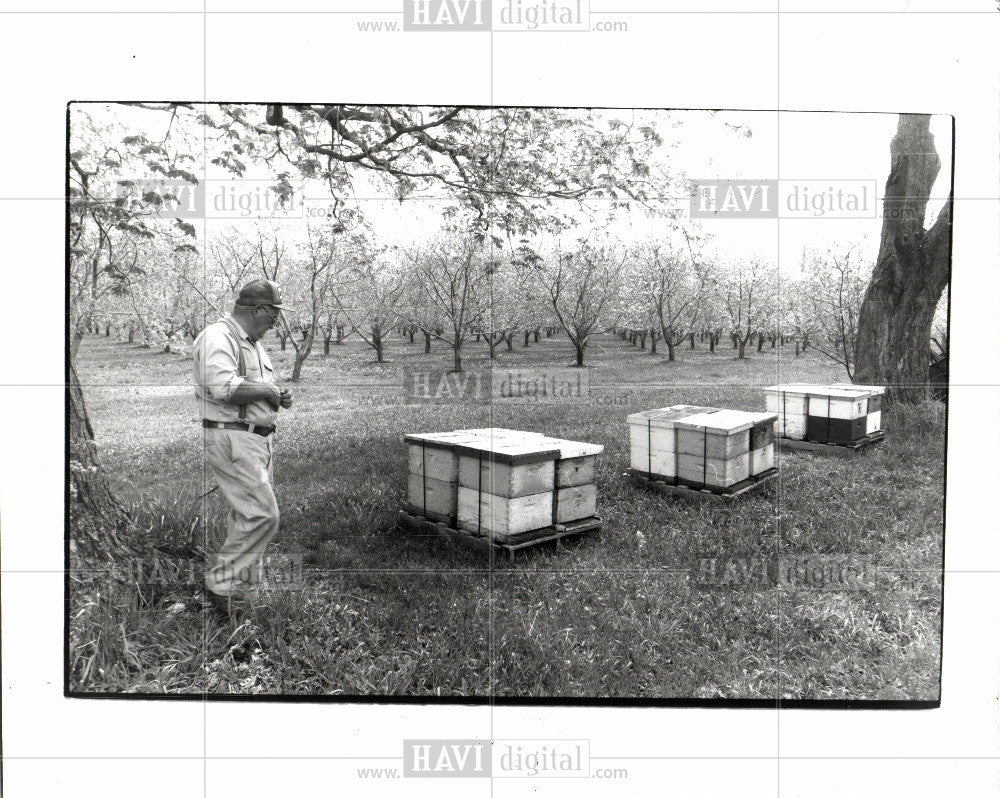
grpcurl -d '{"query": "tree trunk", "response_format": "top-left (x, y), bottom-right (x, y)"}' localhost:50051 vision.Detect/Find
top-left (757, 334), bottom-right (765, 353)
top-left (689, 332), bottom-right (695, 349)
top-left (69, 363), bottom-right (132, 565)
top-left (666, 340), bottom-right (676, 362)
top-left (533, 329), bottom-right (540, 343)
top-left (423, 330), bottom-right (432, 353)
top-left (709, 335), bottom-right (716, 353)
top-left (453, 345), bottom-right (462, 373)
top-left (738, 340), bottom-right (747, 359)
top-left (854, 114), bottom-right (953, 403)
top-left (574, 343), bottom-right (585, 367)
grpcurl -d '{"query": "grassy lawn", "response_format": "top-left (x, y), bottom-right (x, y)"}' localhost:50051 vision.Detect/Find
top-left (69, 329), bottom-right (944, 699)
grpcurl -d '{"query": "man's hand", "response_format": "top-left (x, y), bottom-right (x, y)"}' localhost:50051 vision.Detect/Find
top-left (279, 387), bottom-right (293, 409)
top-left (265, 384), bottom-right (282, 411)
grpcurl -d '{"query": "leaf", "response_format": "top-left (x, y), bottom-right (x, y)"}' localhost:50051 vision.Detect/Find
top-left (167, 168), bottom-right (200, 185)
top-left (174, 219), bottom-right (197, 237)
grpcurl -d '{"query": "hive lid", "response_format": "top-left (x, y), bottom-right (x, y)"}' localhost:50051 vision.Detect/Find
top-left (404, 431), bottom-right (486, 451)
top-left (533, 436), bottom-right (605, 458)
top-left (452, 427), bottom-right (545, 438)
top-left (626, 405), bottom-right (720, 428)
top-left (675, 409), bottom-right (778, 434)
top-left (452, 438), bottom-right (562, 466)
top-left (764, 383), bottom-right (820, 395)
top-left (829, 382), bottom-right (886, 397)
top-left (766, 383), bottom-right (873, 399)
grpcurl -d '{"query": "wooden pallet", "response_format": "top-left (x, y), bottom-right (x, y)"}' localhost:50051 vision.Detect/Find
top-left (396, 510), bottom-right (602, 561)
top-left (628, 467), bottom-right (778, 501)
top-left (776, 430), bottom-right (885, 457)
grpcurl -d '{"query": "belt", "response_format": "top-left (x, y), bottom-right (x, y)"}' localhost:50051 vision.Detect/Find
top-left (203, 419), bottom-right (275, 437)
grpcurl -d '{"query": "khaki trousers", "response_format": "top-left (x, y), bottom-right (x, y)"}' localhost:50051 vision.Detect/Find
top-left (203, 428), bottom-right (280, 597)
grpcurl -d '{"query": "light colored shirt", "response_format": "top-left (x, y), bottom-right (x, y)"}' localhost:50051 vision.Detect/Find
top-left (192, 314), bottom-right (278, 427)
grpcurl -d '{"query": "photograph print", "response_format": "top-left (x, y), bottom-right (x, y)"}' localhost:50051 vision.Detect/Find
top-left (67, 102), bottom-right (950, 701)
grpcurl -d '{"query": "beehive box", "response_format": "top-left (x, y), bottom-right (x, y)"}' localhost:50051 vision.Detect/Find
top-left (830, 383), bottom-right (885, 436)
top-left (453, 438), bottom-right (562, 540)
top-left (453, 433), bottom-right (603, 539)
top-left (533, 436), bottom-right (604, 489)
top-left (765, 384), bottom-right (885, 444)
top-left (674, 410), bottom-right (777, 488)
top-left (405, 431), bottom-right (485, 521)
top-left (627, 405), bottom-right (720, 478)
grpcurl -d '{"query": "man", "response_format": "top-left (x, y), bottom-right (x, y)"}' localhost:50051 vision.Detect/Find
top-left (192, 280), bottom-right (294, 616)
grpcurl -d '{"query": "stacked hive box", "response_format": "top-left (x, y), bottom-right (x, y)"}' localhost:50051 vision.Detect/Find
top-left (764, 384), bottom-right (885, 445)
top-left (405, 430), bottom-right (485, 523)
top-left (531, 436), bottom-right (603, 524)
top-left (830, 384), bottom-right (884, 437)
top-left (405, 429), bottom-right (603, 541)
top-left (454, 435), bottom-right (604, 540)
top-left (628, 405), bottom-right (719, 478)
top-left (628, 405), bottom-right (777, 490)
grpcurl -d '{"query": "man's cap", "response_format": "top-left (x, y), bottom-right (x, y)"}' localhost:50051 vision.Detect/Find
top-left (235, 280), bottom-right (293, 311)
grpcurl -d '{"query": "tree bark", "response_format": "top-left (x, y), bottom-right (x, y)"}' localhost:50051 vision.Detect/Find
top-left (69, 362), bottom-right (132, 566)
top-left (854, 114), bottom-right (953, 403)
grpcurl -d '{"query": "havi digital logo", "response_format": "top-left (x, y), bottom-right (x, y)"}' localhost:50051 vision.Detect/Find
top-left (403, 739), bottom-right (490, 777)
top-left (404, 0), bottom-right (491, 30)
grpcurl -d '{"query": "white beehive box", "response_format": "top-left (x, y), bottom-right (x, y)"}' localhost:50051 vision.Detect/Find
top-left (674, 410), bottom-right (777, 488)
top-left (766, 384), bottom-right (885, 443)
top-left (764, 384), bottom-right (812, 440)
top-left (453, 438), bottom-right (562, 540)
top-left (457, 487), bottom-right (554, 539)
top-left (627, 405), bottom-right (719, 478)
top-left (532, 436), bottom-right (604, 488)
top-left (407, 428), bottom-right (603, 538)
top-left (830, 383), bottom-right (885, 435)
top-left (457, 440), bottom-right (558, 498)
top-left (405, 431), bottom-right (486, 521)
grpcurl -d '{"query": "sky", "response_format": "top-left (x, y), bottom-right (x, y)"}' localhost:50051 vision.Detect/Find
top-left (75, 103), bottom-right (954, 276)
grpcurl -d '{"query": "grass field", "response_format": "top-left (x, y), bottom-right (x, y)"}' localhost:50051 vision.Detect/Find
top-left (69, 329), bottom-right (945, 699)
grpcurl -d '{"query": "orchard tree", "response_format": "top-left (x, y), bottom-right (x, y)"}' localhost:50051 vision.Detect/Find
top-left (853, 114), bottom-right (953, 402)
top-left (404, 227), bottom-right (488, 373)
top-left (798, 239), bottom-right (873, 379)
top-left (335, 244), bottom-right (408, 364)
top-left (638, 240), bottom-right (710, 362)
top-left (529, 241), bottom-right (627, 367)
top-left (718, 256), bottom-right (778, 359)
